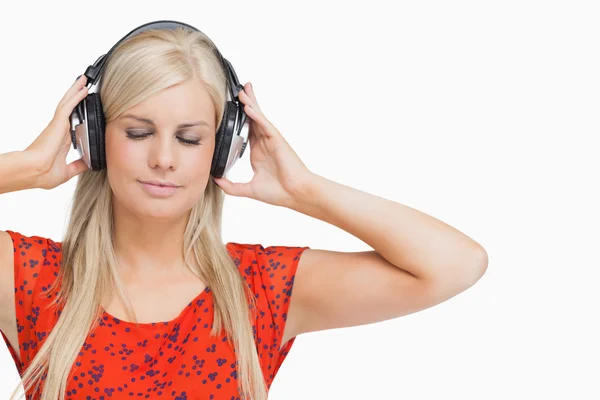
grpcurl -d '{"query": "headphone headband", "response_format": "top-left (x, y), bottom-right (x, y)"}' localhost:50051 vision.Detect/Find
top-left (82, 20), bottom-right (243, 101)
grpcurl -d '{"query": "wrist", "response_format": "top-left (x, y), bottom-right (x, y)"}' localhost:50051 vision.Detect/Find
top-left (0, 150), bottom-right (44, 194)
top-left (287, 172), bottom-right (327, 214)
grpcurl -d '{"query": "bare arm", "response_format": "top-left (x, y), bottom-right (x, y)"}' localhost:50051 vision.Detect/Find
top-left (0, 150), bottom-right (43, 194)
top-left (0, 150), bottom-right (43, 334)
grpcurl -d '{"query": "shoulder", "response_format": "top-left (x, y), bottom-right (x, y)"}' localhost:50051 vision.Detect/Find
top-left (225, 242), bottom-right (310, 278)
top-left (224, 241), bottom-right (310, 378)
top-left (5, 229), bottom-right (62, 255)
top-left (4, 230), bottom-right (62, 299)
top-left (225, 241), bottom-right (310, 306)
top-left (225, 241), bottom-right (310, 261)
top-left (1, 231), bottom-right (62, 372)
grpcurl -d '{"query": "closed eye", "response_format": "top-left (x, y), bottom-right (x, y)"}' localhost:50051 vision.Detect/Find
top-left (125, 131), bottom-right (201, 146)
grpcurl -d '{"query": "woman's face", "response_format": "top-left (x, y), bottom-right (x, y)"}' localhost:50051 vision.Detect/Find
top-left (104, 79), bottom-right (217, 221)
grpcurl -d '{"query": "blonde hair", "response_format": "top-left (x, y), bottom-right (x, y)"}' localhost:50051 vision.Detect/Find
top-left (10, 27), bottom-right (267, 400)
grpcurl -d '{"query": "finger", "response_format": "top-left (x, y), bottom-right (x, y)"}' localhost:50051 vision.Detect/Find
top-left (58, 75), bottom-right (88, 109)
top-left (243, 104), bottom-right (260, 121)
top-left (245, 82), bottom-right (257, 100)
top-left (56, 84), bottom-right (89, 120)
top-left (243, 104), bottom-right (274, 138)
top-left (67, 158), bottom-right (89, 179)
top-left (213, 177), bottom-right (252, 198)
top-left (241, 82), bottom-right (261, 112)
top-left (238, 88), bottom-right (256, 110)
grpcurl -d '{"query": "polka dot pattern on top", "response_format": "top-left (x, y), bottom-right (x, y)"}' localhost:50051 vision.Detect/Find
top-left (0, 230), bottom-right (309, 399)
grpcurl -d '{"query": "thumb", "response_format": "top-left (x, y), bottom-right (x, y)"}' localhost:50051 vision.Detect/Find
top-left (213, 177), bottom-right (252, 198)
top-left (67, 158), bottom-right (89, 179)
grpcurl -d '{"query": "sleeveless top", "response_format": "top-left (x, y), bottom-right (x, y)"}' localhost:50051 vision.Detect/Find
top-left (0, 230), bottom-right (310, 399)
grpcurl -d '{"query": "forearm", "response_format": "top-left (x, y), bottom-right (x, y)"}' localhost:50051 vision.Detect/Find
top-left (289, 173), bottom-right (487, 283)
top-left (0, 151), bottom-right (41, 194)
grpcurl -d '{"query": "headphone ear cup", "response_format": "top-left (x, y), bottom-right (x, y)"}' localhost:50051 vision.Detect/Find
top-left (211, 101), bottom-right (239, 178)
top-left (86, 93), bottom-right (107, 170)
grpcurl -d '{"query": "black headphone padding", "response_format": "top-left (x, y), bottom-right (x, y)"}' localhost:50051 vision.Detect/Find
top-left (211, 101), bottom-right (238, 177)
top-left (86, 93), bottom-right (106, 169)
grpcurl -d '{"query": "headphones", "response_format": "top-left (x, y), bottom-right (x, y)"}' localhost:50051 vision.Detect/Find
top-left (69, 20), bottom-right (249, 178)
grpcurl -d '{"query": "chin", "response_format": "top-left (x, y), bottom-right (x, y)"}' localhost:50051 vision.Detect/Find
top-left (132, 203), bottom-right (183, 221)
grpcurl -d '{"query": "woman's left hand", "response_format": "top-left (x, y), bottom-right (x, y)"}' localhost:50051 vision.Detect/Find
top-left (212, 82), bottom-right (314, 209)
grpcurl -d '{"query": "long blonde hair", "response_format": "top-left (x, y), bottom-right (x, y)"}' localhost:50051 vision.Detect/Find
top-left (10, 27), bottom-right (267, 400)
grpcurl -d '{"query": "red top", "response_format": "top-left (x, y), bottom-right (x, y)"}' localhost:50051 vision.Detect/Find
top-left (1, 230), bottom-right (309, 399)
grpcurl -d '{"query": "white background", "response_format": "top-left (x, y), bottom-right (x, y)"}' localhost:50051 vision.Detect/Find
top-left (0, 1), bottom-right (598, 399)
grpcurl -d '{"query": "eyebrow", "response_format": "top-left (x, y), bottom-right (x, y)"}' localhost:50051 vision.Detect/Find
top-left (121, 114), bottom-right (210, 129)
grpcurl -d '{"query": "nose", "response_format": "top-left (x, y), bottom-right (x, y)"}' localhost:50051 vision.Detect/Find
top-left (148, 133), bottom-right (176, 171)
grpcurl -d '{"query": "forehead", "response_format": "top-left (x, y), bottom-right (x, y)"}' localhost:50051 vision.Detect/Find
top-left (121, 79), bottom-right (215, 128)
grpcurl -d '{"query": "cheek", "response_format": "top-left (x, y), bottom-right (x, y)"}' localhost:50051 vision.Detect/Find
top-left (106, 132), bottom-right (136, 165)
top-left (184, 141), bottom-right (215, 174)
top-left (106, 134), bottom-right (160, 182)
top-left (105, 131), bottom-right (139, 193)
top-left (185, 148), bottom-right (214, 190)
top-left (181, 144), bottom-right (215, 199)
top-left (105, 128), bottom-right (122, 165)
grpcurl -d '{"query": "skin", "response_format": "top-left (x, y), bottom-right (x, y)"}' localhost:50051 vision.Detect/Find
top-left (104, 78), bottom-right (217, 281)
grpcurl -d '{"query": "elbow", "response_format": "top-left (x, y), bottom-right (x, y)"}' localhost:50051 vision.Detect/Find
top-left (441, 246), bottom-right (489, 292)
top-left (419, 247), bottom-right (488, 302)
top-left (421, 246), bottom-right (489, 297)
top-left (463, 245), bottom-right (489, 287)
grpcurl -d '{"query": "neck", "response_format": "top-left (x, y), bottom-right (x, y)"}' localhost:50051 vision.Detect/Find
top-left (112, 204), bottom-right (191, 279)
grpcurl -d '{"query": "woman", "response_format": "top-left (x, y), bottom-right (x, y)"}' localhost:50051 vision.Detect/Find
top-left (0, 21), bottom-right (488, 400)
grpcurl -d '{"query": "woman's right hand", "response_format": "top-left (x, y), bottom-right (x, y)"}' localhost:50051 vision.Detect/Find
top-left (25, 75), bottom-right (91, 190)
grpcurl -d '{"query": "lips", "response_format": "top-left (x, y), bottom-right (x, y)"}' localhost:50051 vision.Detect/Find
top-left (138, 180), bottom-right (181, 197)
top-left (138, 180), bottom-right (180, 188)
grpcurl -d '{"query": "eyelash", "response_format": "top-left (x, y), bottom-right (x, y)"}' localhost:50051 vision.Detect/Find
top-left (125, 131), bottom-right (201, 146)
